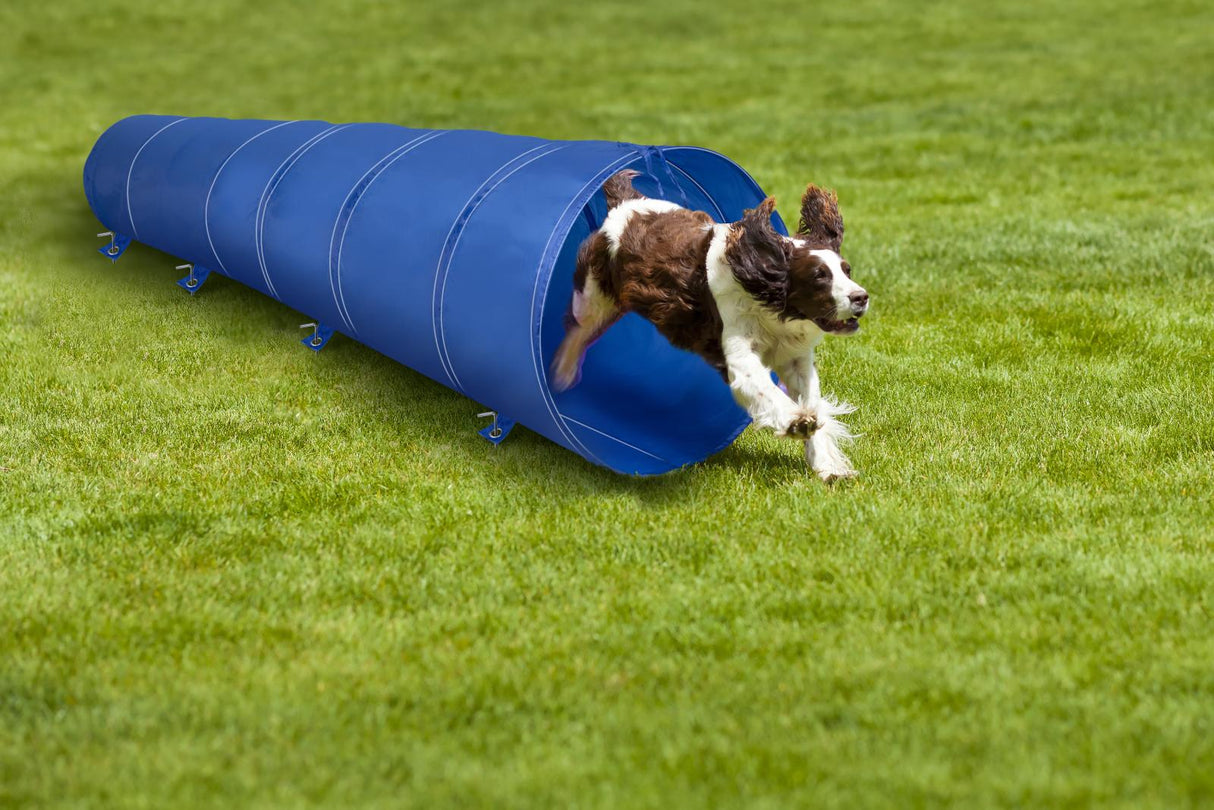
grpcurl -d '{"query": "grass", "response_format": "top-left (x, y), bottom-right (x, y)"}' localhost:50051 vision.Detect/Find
top-left (2, 0), bottom-right (1213, 806)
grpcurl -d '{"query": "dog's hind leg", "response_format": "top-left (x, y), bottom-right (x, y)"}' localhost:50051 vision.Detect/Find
top-left (550, 234), bottom-right (621, 392)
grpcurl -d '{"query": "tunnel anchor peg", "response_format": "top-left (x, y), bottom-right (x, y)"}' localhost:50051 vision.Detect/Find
top-left (477, 411), bottom-right (516, 445)
top-left (299, 322), bottom-right (335, 352)
top-left (96, 231), bottom-right (132, 262)
top-left (175, 264), bottom-right (213, 294)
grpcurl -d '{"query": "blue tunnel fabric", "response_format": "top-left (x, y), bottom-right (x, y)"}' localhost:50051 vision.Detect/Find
top-left (83, 115), bottom-right (786, 475)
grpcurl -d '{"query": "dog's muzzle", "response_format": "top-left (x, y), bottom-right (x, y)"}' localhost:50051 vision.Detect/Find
top-left (849, 290), bottom-right (869, 317)
top-left (813, 288), bottom-right (868, 334)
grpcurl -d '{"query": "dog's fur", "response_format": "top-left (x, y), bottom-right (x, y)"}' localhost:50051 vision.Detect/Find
top-left (551, 171), bottom-right (869, 481)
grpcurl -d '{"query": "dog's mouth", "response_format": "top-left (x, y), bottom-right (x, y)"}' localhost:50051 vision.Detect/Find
top-left (813, 316), bottom-right (861, 334)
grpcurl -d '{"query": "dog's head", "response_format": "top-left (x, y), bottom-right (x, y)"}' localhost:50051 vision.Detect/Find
top-left (726, 186), bottom-right (869, 334)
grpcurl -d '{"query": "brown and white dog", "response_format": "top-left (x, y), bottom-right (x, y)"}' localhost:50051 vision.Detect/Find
top-left (550, 171), bottom-right (869, 481)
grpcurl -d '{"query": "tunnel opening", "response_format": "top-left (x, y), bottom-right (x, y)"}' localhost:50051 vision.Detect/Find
top-left (538, 148), bottom-right (786, 475)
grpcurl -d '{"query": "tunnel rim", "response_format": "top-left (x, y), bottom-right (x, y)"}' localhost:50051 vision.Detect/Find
top-left (531, 144), bottom-right (775, 475)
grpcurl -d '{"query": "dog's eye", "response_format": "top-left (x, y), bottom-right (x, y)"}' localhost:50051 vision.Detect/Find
top-left (841, 263), bottom-right (852, 277)
top-left (817, 267), bottom-right (831, 280)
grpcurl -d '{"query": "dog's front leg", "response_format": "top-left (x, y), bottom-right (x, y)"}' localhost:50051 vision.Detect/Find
top-left (781, 351), bottom-right (856, 482)
top-left (780, 353), bottom-right (819, 407)
top-left (722, 330), bottom-right (816, 438)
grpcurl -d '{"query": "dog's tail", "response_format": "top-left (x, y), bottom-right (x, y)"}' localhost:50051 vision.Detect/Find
top-left (602, 169), bottom-right (644, 209)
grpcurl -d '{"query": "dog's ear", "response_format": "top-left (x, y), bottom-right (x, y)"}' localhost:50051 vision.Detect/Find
top-left (738, 196), bottom-right (784, 256)
top-left (798, 184), bottom-right (844, 252)
top-left (727, 196), bottom-right (792, 312)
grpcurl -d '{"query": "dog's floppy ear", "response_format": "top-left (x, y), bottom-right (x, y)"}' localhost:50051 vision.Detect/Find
top-left (727, 196), bottom-right (792, 312)
top-left (798, 184), bottom-right (844, 252)
top-left (739, 196), bottom-right (784, 256)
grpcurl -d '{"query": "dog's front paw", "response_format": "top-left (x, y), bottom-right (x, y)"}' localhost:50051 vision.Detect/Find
top-left (778, 409), bottom-right (819, 439)
top-left (804, 436), bottom-right (857, 483)
top-left (811, 453), bottom-right (857, 483)
top-left (816, 467), bottom-right (857, 484)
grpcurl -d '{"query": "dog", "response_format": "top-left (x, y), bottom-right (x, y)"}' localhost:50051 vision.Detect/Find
top-left (550, 170), bottom-right (869, 481)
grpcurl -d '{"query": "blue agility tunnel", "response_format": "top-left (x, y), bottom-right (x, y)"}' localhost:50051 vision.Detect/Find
top-left (83, 116), bottom-right (786, 474)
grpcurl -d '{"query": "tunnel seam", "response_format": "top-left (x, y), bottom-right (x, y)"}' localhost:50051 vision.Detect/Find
top-left (204, 120), bottom-right (300, 277)
top-left (124, 117), bottom-right (188, 240)
top-left (254, 124), bottom-right (349, 301)
top-left (329, 129), bottom-right (445, 337)
top-left (560, 416), bottom-right (667, 463)
top-left (433, 142), bottom-right (571, 394)
top-left (324, 129), bottom-right (450, 358)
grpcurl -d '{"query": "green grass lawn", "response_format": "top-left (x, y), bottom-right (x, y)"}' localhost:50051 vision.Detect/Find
top-left (2, 0), bottom-right (1213, 806)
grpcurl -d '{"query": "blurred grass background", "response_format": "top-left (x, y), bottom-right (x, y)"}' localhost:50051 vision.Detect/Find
top-left (1, 0), bottom-right (1212, 807)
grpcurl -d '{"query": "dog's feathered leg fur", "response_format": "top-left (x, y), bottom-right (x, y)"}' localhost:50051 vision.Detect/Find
top-left (806, 397), bottom-right (857, 482)
top-left (779, 350), bottom-right (857, 481)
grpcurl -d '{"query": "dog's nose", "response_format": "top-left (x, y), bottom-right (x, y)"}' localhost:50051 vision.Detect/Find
top-left (849, 290), bottom-right (869, 315)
